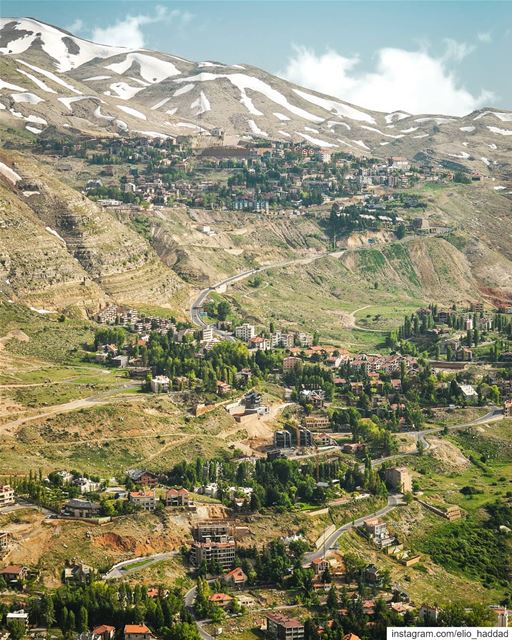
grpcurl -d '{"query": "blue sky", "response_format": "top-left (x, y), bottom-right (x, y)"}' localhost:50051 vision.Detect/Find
top-left (3, 1), bottom-right (512, 114)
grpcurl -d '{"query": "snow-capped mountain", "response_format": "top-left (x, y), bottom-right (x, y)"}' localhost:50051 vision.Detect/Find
top-left (1, 17), bottom-right (511, 174)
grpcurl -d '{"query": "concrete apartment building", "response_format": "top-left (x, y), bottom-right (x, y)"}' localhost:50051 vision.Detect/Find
top-left (0, 485), bottom-right (15, 507)
top-left (190, 520), bottom-right (236, 570)
top-left (234, 323), bottom-right (255, 342)
top-left (266, 613), bottom-right (305, 640)
top-left (274, 426), bottom-right (313, 449)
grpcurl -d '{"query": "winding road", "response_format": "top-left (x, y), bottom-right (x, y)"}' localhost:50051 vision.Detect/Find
top-left (103, 551), bottom-right (179, 580)
top-left (303, 404), bottom-right (503, 563)
top-left (304, 493), bottom-right (406, 564)
top-left (189, 250), bottom-right (345, 335)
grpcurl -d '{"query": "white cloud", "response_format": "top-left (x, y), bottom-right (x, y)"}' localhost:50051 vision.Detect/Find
top-left (280, 45), bottom-right (495, 116)
top-left (442, 38), bottom-right (475, 62)
top-left (91, 5), bottom-right (192, 49)
top-left (477, 32), bottom-right (492, 43)
top-left (66, 19), bottom-right (84, 34)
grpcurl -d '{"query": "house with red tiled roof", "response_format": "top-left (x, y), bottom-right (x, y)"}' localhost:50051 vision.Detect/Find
top-left (124, 624), bottom-right (153, 640)
top-left (224, 566), bottom-right (247, 588)
top-left (165, 488), bottom-right (193, 507)
top-left (208, 593), bottom-right (234, 608)
top-left (92, 625), bottom-right (115, 640)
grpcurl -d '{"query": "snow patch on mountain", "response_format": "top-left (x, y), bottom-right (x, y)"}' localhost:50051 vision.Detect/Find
top-left (0, 17), bottom-right (128, 71)
top-left (360, 125), bottom-right (404, 139)
top-left (0, 161), bottom-right (21, 184)
top-left (151, 97), bottom-right (172, 110)
top-left (84, 75), bottom-right (112, 81)
top-left (117, 104), bottom-right (147, 120)
top-left (174, 83), bottom-right (195, 97)
top-left (487, 126), bottom-right (512, 136)
top-left (135, 130), bottom-right (171, 139)
top-left (26, 114), bottom-right (47, 125)
top-left (94, 105), bottom-right (115, 121)
top-left (460, 126), bottom-right (475, 132)
top-left (327, 120), bottom-right (351, 131)
top-left (58, 95), bottom-right (98, 110)
top-left (17, 59), bottom-right (81, 94)
top-left (474, 110), bottom-right (512, 122)
top-left (273, 112), bottom-right (290, 121)
top-left (296, 132), bottom-right (337, 148)
top-left (248, 119), bottom-right (268, 136)
top-left (177, 73), bottom-right (324, 123)
top-left (0, 78), bottom-right (25, 91)
top-left (105, 53), bottom-right (180, 83)
top-left (191, 91), bottom-right (211, 116)
top-left (415, 117), bottom-right (453, 124)
top-left (46, 227), bottom-right (65, 243)
top-left (17, 69), bottom-right (57, 93)
top-left (11, 92), bottom-right (44, 104)
top-left (448, 151), bottom-right (470, 160)
top-left (239, 88), bottom-right (263, 116)
top-left (294, 89), bottom-right (375, 124)
top-left (108, 82), bottom-right (143, 100)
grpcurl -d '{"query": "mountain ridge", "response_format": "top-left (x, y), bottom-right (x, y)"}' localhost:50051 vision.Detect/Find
top-left (1, 17), bottom-right (511, 177)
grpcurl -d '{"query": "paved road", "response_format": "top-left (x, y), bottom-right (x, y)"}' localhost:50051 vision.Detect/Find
top-left (304, 493), bottom-right (405, 564)
top-left (103, 551), bottom-right (178, 580)
top-left (303, 405), bottom-right (503, 563)
top-left (366, 405), bottom-right (503, 470)
top-left (189, 251), bottom-right (344, 337)
top-left (184, 584), bottom-right (214, 640)
top-left (0, 500), bottom-right (53, 516)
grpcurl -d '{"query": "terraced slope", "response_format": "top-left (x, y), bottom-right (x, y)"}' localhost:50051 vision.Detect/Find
top-left (0, 150), bottom-right (187, 313)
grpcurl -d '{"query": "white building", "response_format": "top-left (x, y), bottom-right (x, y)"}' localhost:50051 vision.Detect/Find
top-left (0, 485), bottom-right (15, 507)
top-left (457, 383), bottom-right (478, 399)
top-left (202, 326), bottom-right (214, 342)
top-left (150, 375), bottom-right (170, 393)
top-left (7, 611), bottom-right (29, 628)
top-left (128, 490), bottom-right (156, 511)
top-left (74, 477), bottom-right (102, 494)
top-left (235, 323), bottom-right (255, 342)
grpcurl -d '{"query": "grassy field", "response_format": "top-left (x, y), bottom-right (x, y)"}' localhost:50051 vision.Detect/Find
top-left (0, 398), bottom-right (244, 476)
top-left (223, 252), bottom-right (427, 350)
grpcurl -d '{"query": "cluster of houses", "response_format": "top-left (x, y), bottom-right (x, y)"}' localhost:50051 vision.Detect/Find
top-left (57, 129), bottom-right (464, 218)
top-left (96, 306), bottom-right (177, 336)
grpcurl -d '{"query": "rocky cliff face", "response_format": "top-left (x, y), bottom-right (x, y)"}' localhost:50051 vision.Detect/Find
top-left (0, 151), bottom-right (187, 314)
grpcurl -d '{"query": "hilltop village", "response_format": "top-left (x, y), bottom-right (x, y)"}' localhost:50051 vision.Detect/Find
top-left (34, 134), bottom-right (472, 227)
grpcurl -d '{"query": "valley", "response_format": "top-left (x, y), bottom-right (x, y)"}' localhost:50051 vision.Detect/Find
top-left (0, 13), bottom-right (511, 640)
